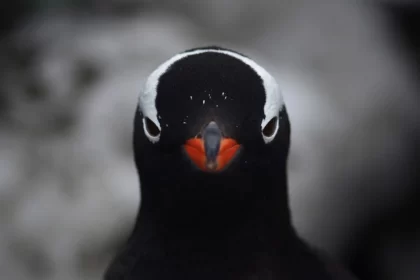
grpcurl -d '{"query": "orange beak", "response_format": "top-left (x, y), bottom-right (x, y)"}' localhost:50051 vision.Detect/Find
top-left (183, 122), bottom-right (240, 172)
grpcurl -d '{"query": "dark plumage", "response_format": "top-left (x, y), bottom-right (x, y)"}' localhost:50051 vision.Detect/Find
top-left (104, 46), bottom-right (357, 280)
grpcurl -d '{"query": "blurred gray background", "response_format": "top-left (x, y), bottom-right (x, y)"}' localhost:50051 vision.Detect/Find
top-left (1, 0), bottom-right (419, 279)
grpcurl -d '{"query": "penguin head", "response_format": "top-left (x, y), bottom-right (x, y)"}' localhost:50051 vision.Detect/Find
top-left (134, 47), bottom-right (290, 200)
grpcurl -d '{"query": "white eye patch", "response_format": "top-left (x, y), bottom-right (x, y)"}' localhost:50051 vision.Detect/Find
top-left (139, 48), bottom-right (284, 144)
top-left (142, 116), bottom-right (161, 143)
top-left (261, 115), bottom-right (280, 144)
top-left (139, 83), bottom-right (161, 143)
top-left (253, 67), bottom-right (283, 144)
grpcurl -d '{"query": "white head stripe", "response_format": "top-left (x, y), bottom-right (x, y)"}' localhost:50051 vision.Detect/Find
top-left (139, 48), bottom-right (284, 142)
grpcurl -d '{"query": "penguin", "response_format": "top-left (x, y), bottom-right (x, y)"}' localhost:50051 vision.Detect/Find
top-left (104, 46), bottom-right (357, 280)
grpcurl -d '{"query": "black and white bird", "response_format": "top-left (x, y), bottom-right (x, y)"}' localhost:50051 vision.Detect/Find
top-left (104, 46), bottom-right (357, 280)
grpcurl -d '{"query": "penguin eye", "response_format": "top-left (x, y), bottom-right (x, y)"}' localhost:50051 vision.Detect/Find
top-left (143, 117), bottom-right (161, 142)
top-left (262, 116), bottom-right (279, 143)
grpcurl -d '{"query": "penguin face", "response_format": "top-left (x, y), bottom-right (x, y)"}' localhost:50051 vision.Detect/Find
top-left (135, 47), bottom-right (288, 177)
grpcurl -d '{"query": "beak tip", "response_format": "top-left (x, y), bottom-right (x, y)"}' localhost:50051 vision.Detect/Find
top-left (206, 160), bottom-right (218, 171)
